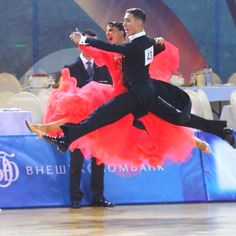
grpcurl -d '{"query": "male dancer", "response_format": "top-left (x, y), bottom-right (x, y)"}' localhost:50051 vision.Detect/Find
top-left (41, 8), bottom-right (234, 151)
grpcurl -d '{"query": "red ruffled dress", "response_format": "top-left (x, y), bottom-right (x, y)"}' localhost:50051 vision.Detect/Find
top-left (149, 41), bottom-right (181, 82)
top-left (43, 42), bottom-right (196, 168)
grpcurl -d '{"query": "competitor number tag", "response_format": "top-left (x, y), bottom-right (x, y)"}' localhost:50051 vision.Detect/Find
top-left (144, 46), bottom-right (154, 65)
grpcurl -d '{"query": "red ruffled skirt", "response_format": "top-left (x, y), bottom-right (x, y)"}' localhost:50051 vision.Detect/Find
top-left (44, 69), bottom-right (195, 168)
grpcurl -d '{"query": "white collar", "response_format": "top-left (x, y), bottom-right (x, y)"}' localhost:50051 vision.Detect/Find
top-left (80, 53), bottom-right (94, 65)
top-left (128, 31), bottom-right (146, 41)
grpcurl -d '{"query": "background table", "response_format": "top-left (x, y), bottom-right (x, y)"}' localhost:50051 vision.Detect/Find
top-left (182, 85), bottom-right (236, 102)
top-left (0, 109), bottom-right (32, 135)
top-left (182, 85), bottom-right (236, 116)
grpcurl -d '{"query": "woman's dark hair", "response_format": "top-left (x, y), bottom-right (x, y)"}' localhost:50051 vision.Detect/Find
top-left (107, 21), bottom-right (126, 38)
top-left (126, 8), bottom-right (146, 22)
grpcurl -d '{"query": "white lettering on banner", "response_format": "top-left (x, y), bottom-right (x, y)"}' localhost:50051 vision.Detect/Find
top-left (81, 164), bottom-right (94, 174)
top-left (144, 46), bottom-right (153, 66)
top-left (25, 163), bottom-right (163, 176)
top-left (46, 165), bottom-right (53, 175)
top-left (0, 151), bottom-right (19, 187)
top-left (82, 166), bottom-right (87, 174)
top-left (26, 166), bottom-right (33, 175)
top-left (131, 166), bottom-right (138, 172)
top-left (25, 165), bottom-right (67, 175)
top-left (119, 165), bottom-right (129, 172)
top-left (36, 166), bottom-right (44, 175)
top-left (81, 163), bottom-right (164, 174)
top-left (86, 163), bottom-right (91, 174)
top-left (107, 165), bottom-right (116, 173)
top-left (105, 164), bottom-right (164, 173)
top-left (55, 165), bottom-right (66, 174)
top-left (157, 165), bottom-right (165, 171)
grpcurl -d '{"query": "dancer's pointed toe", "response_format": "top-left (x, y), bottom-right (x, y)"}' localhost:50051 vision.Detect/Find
top-left (25, 120), bottom-right (33, 132)
top-left (25, 120), bottom-right (44, 138)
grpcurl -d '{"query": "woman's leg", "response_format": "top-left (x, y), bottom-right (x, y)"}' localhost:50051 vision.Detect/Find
top-left (25, 118), bottom-right (69, 137)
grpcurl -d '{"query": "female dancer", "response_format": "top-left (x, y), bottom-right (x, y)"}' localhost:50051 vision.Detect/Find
top-left (26, 22), bottom-right (210, 168)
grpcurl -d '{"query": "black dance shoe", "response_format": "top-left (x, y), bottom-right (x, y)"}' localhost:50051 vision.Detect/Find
top-left (92, 198), bottom-right (114, 207)
top-left (71, 199), bottom-right (81, 209)
top-left (42, 135), bottom-right (68, 152)
top-left (222, 127), bottom-right (236, 148)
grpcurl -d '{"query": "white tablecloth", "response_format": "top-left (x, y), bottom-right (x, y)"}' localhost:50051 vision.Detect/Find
top-left (0, 109), bottom-right (32, 135)
top-left (182, 85), bottom-right (236, 102)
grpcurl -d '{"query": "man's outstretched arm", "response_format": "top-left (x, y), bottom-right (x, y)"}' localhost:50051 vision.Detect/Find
top-left (70, 29), bottom-right (131, 55)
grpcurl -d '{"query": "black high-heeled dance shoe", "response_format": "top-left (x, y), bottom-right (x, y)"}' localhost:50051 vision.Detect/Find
top-left (222, 127), bottom-right (236, 148)
top-left (42, 135), bottom-right (68, 153)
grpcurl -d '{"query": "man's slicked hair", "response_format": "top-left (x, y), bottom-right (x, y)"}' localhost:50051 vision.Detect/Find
top-left (126, 8), bottom-right (146, 22)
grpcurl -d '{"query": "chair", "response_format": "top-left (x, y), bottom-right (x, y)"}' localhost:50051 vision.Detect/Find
top-left (170, 75), bottom-right (184, 87)
top-left (220, 90), bottom-right (236, 129)
top-left (230, 90), bottom-right (236, 105)
top-left (185, 89), bottom-right (203, 117)
top-left (37, 89), bottom-right (51, 110)
top-left (230, 90), bottom-right (236, 120)
top-left (3, 92), bottom-right (43, 123)
top-left (196, 89), bottom-right (213, 119)
top-left (0, 73), bottom-right (22, 93)
top-left (227, 72), bottom-right (236, 85)
top-left (0, 91), bottom-right (15, 107)
top-left (212, 72), bottom-right (222, 85)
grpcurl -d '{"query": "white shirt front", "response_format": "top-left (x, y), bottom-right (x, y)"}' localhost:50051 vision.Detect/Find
top-left (80, 53), bottom-right (94, 69)
top-left (128, 31), bottom-right (146, 42)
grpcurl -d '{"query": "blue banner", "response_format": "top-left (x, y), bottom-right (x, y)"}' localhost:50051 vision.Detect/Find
top-left (104, 148), bottom-right (206, 204)
top-left (198, 132), bottom-right (236, 201)
top-left (0, 134), bottom-right (208, 208)
top-left (0, 135), bottom-right (70, 208)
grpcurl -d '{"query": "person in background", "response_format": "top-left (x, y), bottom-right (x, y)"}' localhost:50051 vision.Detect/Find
top-left (54, 29), bottom-right (113, 208)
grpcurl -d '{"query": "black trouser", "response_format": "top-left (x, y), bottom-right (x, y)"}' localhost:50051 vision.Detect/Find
top-left (150, 99), bottom-right (226, 137)
top-left (62, 80), bottom-right (227, 146)
top-left (150, 80), bottom-right (227, 137)
top-left (62, 81), bottom-right (155, 145)
top-left (70, 149), bottom-right (104, 201)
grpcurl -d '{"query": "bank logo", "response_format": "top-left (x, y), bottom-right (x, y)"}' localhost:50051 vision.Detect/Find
top-left (0, 151), bottom-right (19, 187)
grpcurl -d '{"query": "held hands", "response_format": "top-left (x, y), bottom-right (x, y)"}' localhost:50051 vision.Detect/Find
top-left (155, 37), bottom-right (165, 45)
top-left (69, 28), bottom-right (82, 44)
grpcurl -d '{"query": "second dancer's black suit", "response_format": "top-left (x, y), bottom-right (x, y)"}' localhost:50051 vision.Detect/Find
top-left (65, 57), bottom-right (112, 202)
top-left (67, 57), bottom-right (112, 87)
top-left (62, 35), bottom-right (227, 146)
